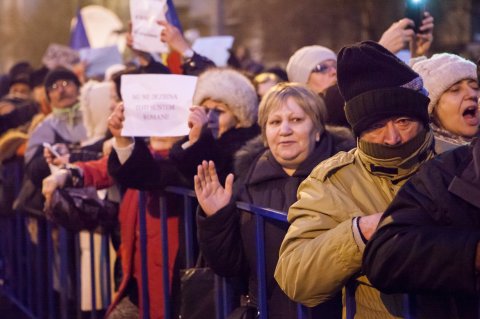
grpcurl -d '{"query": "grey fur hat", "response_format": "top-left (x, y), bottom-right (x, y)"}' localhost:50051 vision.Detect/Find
top-left (193, 68), bottom-right (258, 127)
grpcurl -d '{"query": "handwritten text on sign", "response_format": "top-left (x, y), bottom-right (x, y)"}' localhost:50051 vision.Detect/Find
top-left (121, 74), bottom-right (197, 137)
top-left (129, 0), bottom-right (169, 53)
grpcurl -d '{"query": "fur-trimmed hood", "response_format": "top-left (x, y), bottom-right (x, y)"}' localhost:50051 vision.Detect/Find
top-left (234, 125), bottom-right (354, 176)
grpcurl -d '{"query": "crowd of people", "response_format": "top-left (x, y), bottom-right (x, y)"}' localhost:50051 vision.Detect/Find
top-left (1, 9), bottom-right (480, 319)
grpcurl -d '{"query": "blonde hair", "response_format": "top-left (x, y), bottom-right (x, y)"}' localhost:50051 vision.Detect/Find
top-left (258, 82), bottom-right (327, 142)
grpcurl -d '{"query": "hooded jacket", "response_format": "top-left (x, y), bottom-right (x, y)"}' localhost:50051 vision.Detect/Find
top-left (198, 126), bottom-right (354, 318)
top-left (275, 130), bottom-right (435, 319)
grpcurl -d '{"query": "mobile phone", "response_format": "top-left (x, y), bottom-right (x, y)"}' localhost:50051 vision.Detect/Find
top-left (405, 0), bottom-right (426, 33)
top-left (43, 142), bottom-right (62, 158)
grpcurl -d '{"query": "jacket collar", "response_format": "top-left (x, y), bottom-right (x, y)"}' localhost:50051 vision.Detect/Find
top-left (356, 129), bottom-right (435, 185)
top-left (448, 138), bottom-right (480, 209)
top-left (247, 131), bottom-right (336, 185)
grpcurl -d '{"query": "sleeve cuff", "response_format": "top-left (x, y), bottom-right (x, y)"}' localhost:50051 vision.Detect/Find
top-left (112, 138), bottom-right (135, 164)
top-left (352, 217), bottom-right (367, 252)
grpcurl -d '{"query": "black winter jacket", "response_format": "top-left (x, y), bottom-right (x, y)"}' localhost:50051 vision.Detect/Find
top-left (364, 138), bottom-right (480, 319)
top-left (198, 126), bottom-right (355, 319)
top-left (169, 125), bottom-right (260, 187)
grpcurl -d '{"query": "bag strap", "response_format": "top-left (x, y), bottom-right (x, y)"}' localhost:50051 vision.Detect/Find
top-left (195, 252), bottom-right (207, 268)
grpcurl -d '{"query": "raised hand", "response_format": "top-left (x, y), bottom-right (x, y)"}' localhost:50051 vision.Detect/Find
top-left (378, 18), bottom-right (415, 54)
top-left (194, 160), bottom-right (234, 216)
top-left (108, 102), bottom-right (133, 147)
top-left (157, 20), bottom-right (191, 55)
top-left (412, 12), bottom-right (434, 57)
top-left (42, 170), bottom-right (68, 210)
top-left (188, 106), bottom-right (208, 144)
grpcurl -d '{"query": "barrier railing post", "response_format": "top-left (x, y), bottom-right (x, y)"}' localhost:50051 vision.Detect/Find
top-left (254, 214), bottom-right (268, 319)
top-left (59, 227), bottom-right (70, 319)
top-left (46, 222), bottom-right (55, 319)
top-left (35, 218), bottom-right (46, 319)
top-left (89, 232), bottom-right (97, 319)
top-left (214, 274), bottom-right (224, 319)
top-left (296, 303), bottom-right (309, 319)
top-left (403, 294), bottom-right (416, 319)
top-left (15, 214), bottom-right (24, 302)
top-left (25, 220), bottom-right (33, 311)
top-left (101, 233), bottom-right (112, 308)
top-left (183, 195), bottom-right (195, 268)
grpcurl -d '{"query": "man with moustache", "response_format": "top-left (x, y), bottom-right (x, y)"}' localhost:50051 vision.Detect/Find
top-left (22, 67), bottom-right (87, 211)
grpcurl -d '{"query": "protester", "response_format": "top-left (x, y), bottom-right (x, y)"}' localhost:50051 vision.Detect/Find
top-left (363, 137), bottom-right (480, 318)
top-left (79, 80), bottom-right (118, 145)
top-left (7, 71), bottom-right (33, 100)
top-left (228, 45), bottom-right (264, 75)
top-left (253, 71), bottom-right (284, 99)
top-left (285, 13), bottom-right (434, 130)
top-left (410, 53), bottom-right (479, 153)
top-left (158, 20), bottom-right (216, 75)
top-left (23, 67), bottom-right (102, 186)
top-left (274, 41), bottom-right (435, 318)
top-left (105, 67), bottom-right (259, 318)
top-left (42, 137), bottom-right (183, 319)
top-left (286, 45), bottom-right (337, 97)
top-left (195, 82), bottom-right (354, 318)
top-left (108, 67), bottom-right (260, 189)
top-left (379, 12), bottom-right (435, 59)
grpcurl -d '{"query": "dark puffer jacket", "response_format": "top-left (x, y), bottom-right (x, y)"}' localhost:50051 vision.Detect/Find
top-left (198, 126), bottom-right (355, 318)
top-left (364, 139), bottom-right (480, 319)
top-left (169, 124), bottom-right (260, 187)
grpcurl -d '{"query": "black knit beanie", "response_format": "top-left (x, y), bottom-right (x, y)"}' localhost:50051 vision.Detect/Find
top-left (44, 67), bottom-right (80, 96)
top-left (337, 41), bottom-right (430, 136)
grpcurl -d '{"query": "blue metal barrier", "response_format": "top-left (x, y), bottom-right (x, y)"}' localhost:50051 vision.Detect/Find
top-left (0, 159), bottom-right (416, 319)
top-left (0, 159), bottom-right (111, 319)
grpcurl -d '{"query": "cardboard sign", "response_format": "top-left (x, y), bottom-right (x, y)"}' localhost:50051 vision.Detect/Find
top-left (42, 43), bottom-right (80, 69)
top-left (121, 74), bottom-right (197, 137)
top-left (192, 36), bottom-right (234, 67)
top-left (79, 46), bottom-right (123, 78)
top-left (130, 0), bottom-right (169, 53)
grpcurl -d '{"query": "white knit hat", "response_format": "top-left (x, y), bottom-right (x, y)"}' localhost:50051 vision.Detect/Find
top-left (286, 45), bottom-right (337, 84)
top-left (410, 53), bottom-right (477, 115)
top-left (193, 68), bottom-right (258, 127)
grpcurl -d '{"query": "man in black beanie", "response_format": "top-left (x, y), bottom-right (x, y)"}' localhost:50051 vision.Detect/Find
top-left (275, 41), bottom-right (435, 318)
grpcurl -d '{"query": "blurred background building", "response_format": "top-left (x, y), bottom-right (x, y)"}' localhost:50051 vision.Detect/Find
top-left (1, 0), bottom-right (479, 73)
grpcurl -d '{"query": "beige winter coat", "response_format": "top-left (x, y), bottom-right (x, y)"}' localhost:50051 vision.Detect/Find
top-left (275, 146), bottom-right (429, 319)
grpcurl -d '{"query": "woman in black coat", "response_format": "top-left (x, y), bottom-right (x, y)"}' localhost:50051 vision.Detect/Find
top-left (107, 67), bottom-right (260, 188)
top-left (195, 83), bottom-right (355, 318)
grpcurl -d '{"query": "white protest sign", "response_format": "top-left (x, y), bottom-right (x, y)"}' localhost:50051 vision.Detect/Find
top-left (129, 0), bottom-right (169, 53)
top-left (121, 74), bottom-right (197, 137)
top-left (42, 43), bottom-right (80, 69)
top-left (192, 36), bottom-right (234, 67)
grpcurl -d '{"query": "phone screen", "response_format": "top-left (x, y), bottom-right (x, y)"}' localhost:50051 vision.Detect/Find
top-left (43, 142), bottom-right (61, 158)
top-left (405, 0), bottom-right (426, 33)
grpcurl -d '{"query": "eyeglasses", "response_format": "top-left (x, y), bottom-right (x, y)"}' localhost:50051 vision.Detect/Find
top-left (254, 72), bottom-right (280, 85)
top-left (48, 80), bottom-right (74, 92)
top-left (311, 62), bottom-right (337, 74)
